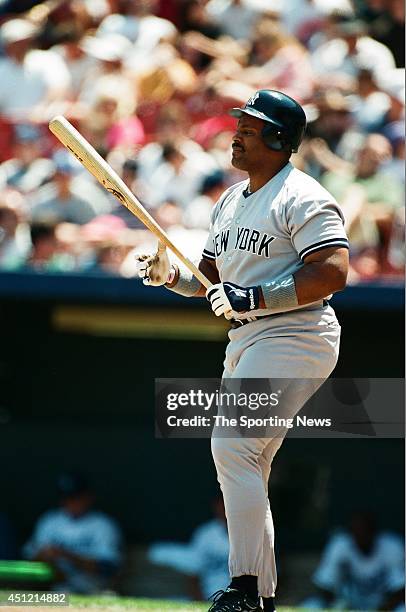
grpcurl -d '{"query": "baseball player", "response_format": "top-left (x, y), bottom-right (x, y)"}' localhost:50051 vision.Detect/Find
top-left (137, 90), bottom-right (349, 611)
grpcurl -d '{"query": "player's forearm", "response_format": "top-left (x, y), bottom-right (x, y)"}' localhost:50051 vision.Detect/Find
top-left (246, 248), bottom-right (347, 315)
top-left (259, 247), bottom-right (349, 307)
top-left (192, 258), bottom-right (220, 297)
top-left (258, 263), bottom-right (346, 308)
top-left (292, 252), bottom-right (348, 305)
top-left (166, 259), bottom-right (220, 298)
top-left (58, 549), bottom-right (98, 573)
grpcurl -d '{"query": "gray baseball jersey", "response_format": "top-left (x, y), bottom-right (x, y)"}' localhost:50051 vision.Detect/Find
top-left (202, 161), bottom-right (349, 320)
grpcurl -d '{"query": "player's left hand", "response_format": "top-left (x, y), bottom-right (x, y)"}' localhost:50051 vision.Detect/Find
top-left (136, 242), bottom-right (170, 286)
top-left (206, 282), bottom-right (260, 317)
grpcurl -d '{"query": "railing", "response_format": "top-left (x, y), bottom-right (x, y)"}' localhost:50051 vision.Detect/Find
top-left (0, 271), bottom-right (403, 310)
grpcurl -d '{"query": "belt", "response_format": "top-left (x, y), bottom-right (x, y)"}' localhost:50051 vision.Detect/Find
top-left (229, 300), bottom-right (329, 329)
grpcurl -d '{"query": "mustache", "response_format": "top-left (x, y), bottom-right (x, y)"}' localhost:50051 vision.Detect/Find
top-left (232, 143), bottom-right (245, 151)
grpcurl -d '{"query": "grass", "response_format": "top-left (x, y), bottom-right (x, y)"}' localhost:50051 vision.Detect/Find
top-left (2, 593), bottom-right (301, 611)
top-left (70, 595), bottom-right (208, 610)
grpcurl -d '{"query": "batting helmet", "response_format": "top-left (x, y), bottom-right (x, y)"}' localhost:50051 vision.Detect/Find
top-left (229, 89), bottom-right (306, 153)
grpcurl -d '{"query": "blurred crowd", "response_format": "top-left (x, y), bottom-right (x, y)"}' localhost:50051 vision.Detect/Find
top-left (0, 0), bottom-right (403, 282)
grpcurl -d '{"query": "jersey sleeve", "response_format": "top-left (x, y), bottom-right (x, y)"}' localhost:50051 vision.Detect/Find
top-left (202, 230), bottom-right (216, 261)
top-left (201, 195), bottom-right (220, 261)
top-left (382, 535), bottom-right (405, 592)
top-left (312, 533), bottom-right (349, 591)
top-left (287, 194), bottom-right (349, 261)
top-left (86, 517), bottom-right (122, 564)
top-left (22, 512), bottom-right (58, 559)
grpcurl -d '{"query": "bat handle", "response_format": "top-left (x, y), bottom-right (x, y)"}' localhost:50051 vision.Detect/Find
top-left (157, 241), bottom-right (167, 256)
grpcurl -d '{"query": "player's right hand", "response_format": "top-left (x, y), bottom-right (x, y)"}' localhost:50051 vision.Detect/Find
top-left (136, 242), bottom-right (170, 286)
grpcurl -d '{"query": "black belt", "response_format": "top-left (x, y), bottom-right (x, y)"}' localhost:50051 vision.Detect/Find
top-left (230, 300), bottom-right (329, 329)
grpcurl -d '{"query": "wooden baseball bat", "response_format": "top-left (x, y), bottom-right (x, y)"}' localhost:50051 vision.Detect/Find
top-left (48, 116), bottom-right (212, 289)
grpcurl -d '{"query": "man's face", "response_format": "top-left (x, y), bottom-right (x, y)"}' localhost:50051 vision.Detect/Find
top-left (15, 140), bottom-right (39, 165)
top-left (356, 136), bottom-right (391, 177)
top-left (63, 493), bottom-right (93, 518)
top-left (231, 114), bottom-right (271, 171)
top-left (5, 38), bottom-right (31, 60)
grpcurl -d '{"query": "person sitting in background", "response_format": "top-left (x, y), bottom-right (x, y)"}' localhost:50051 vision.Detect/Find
top-left (0, 124), bottom-right (54, 195)
top-left (310, 16), bottom-right (396, 90)
top-left (0, 195), bottom-right (30, 270)
top-left (80, 215), bottom-right (129, 275)
top-left (302, 511), bottom-right (405, 610)
top-left (111, 159), bottom-right (154, 229)
top-left (183, 170), bottom-right (227, 230)
top-left (246, 18), bottom-right (315, 101)
top-left (206, 0), bottom-right (259, 41)
top-left (320, 133), bottom-right (404, 277)
top-left (30, 150), bottom-right (110, 225)
top-left (23, 471), bottom-right (122, 594)
top-left (146, 142), bottom-right (218, 209)
top-left (24, 222), bottom-right (75, 272)
top-left (0, 18), bottom-right (71, 122)
top-left (148, 495), bottom-right (229, 601)
top-left (352, 68), bottom-right (393, 134)
top-left (97, 0), bottom-right (177, 53)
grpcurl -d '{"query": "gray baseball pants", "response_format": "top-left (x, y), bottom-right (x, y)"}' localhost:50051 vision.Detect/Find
top-left (211, 304), bottom-right (341, 598)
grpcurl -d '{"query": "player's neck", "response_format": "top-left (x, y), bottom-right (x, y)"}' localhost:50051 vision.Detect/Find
top-left (247, 158), bottom-right (290, 193)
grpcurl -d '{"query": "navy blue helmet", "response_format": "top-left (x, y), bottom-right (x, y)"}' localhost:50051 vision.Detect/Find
top-left (230, 89), bottom-right (306, 153)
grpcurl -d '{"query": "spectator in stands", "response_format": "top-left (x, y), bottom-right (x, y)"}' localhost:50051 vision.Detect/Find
top-left (244, 18), bottom-right (315, 101)
top-left (0, 18), bottom-right (71, 121)
top-left (302, 511), bottom-right (405, 610)
top-left (0, 0), bottom-right (44, 16)
top-left (31, 150), bottom-right (110, 225)
top-left (0, 124), bottom-right (54, 194)
top-left (311, 16), bottom-right (396, 89)
top-left (306, 91), bottom-right (354, 160)
top-left (137, 102), bottom-right (197, 180)
top-left (78, 32), bottom-right (135, 115)
top-left (0, 197), bottom-right (30, 270)
top-left (97, 0), bottom-right (177, 55)
top-left (0, 0), bottom-right (402, 282)
top-left (360, 0), bottom-right (405, 68)
top-left (382, 120), bottom-right (405, 185)
top-left (80, 215), bottom-right (130, 275)
top-left (24, 222), bottom-right (74, 272)
top-left (53, 31), bottom-right (97, 102)
top-left (112, 159), bottom-right (154, 228)
top-left (180, 0), bottom-right (223, 40)
top-left (206, 0), bottom-right (259, 41)
top-left (320, 134), bottom-right (403, 276)
top-left (352, 68), bottom-right (393, 133)
top-left (146, 142), bottom-right (218, 209)
top-left (34, 0), bottom-right (93, 50)
top-left (79, 82), bottom-right (143, 156)
top-left (322, 134), bottom-right (403, 219)
top-left (183, 170), bottom-right (227, 230)
top-left (24, 471), bottom-right (122, 594)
